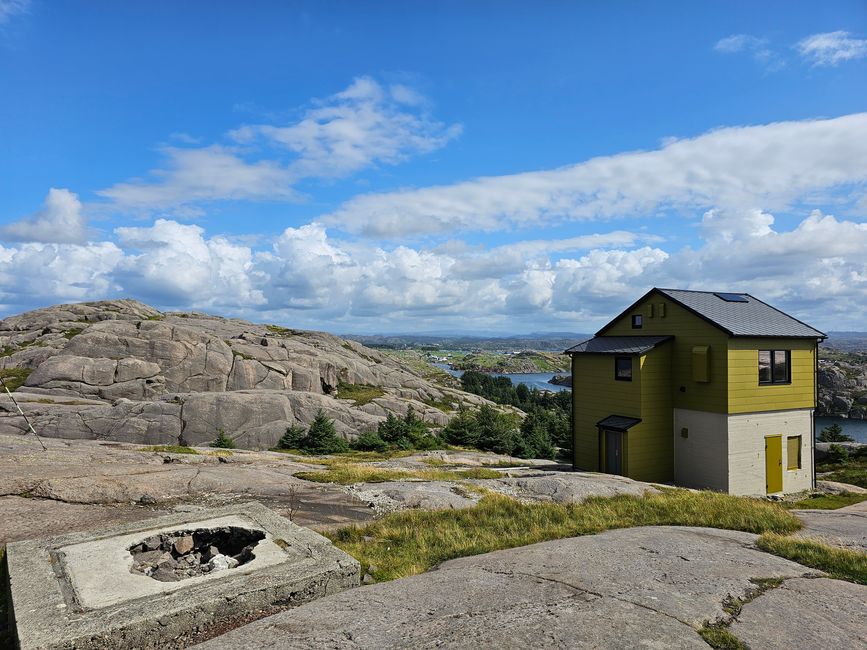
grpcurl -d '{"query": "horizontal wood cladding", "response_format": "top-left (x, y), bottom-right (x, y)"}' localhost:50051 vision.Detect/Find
top-left (573, 354), bottom-right (640, 471)
top-left (602, 295), bottom-right (729, 413)
top-left (727, 338), bottom-right (816, 413)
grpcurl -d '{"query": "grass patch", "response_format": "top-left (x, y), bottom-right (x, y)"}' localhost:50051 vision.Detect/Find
top-left (0, 368), bottom-right (32, 392)
top-left (421, 457), bottom-right (524, 469)
top-left (422, 396), bottom-right (456, 412)
top-left (698, 623), bottom-right (747, 649)
top-left (208, 449), bottom-right (233, 457)
top-left (821, 468), bottom-right (867, 489)
top-left (785, 492), bottom-right (867, 510)
top-left (61, 327), bottom-right (84, 339)
top-left (140, 445), bottom-right (199, 455)
top-left (231, 349), bottom-right (256, 360)
top-left (336, 382), bottom-right (385, 406)
top-left (296, 464), bottom-right (502, 484)
top-left (756, 533), bottom-right (867, 584)
top-left (266, 324), bottom-right (298, 336)
top-left (327, 491), bottom-right (800, 581)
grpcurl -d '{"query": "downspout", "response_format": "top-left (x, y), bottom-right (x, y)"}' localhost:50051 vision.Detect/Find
top-left (812, 339), bottom-right (821, 490)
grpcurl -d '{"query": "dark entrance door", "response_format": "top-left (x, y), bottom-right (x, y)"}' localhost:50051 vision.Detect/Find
top-left (605, 430), bottom-right (622, 475)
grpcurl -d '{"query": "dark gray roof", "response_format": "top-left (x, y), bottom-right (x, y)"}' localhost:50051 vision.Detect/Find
top-left (565, 335), bottom-right (673, 355)
top-left (596, 415), bottom-right (642, 431)
top-left (655, 289), bottom-right (825, 338)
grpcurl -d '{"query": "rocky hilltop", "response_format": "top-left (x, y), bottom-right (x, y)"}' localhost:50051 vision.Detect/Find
top-left (818, 352), bottom-right (867, 419)
top-left (0, 300), bottom-right (483, 449)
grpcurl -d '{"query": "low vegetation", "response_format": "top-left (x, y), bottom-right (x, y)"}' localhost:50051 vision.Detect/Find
top-left (756, 533), bottom-right (867, 584)
top-left (817, 422), bottom-right (854, 443)
top-left (443, 403), bottom-right (558, 460)
top-left (817, 444), bottom-right (867, 489)
top-left (265, 324), bottom-right (298, 336)
top-left (698, 623), bottom-right (747, 650)
top-left (295, 464), bottom-right (502, 484)
top-left (336, 382), bottom-right (385, 406)
top-left (457, 371), bottom-right (571, 459)
top-left (140, 445), bottom-right (199, 455)
top-left (784, 492), bottom-right (867, 510)
top-left (0, 368), bottom-right (32, 392)
top-left (274, 410), bottom-right (349, 454)
top-left (210, 429), bottom-right (237, 449)
top-left (327, 491), bottom-right (801, 581)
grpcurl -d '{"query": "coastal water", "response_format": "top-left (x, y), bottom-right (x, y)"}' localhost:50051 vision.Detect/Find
top-left (815, 416), bottom-right (867, 444)
top-left (434, 364), bottom-right (570, 393)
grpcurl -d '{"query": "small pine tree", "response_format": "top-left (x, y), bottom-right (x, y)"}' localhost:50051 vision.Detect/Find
top-left (276, 424), bottom-right (306, 450)
top-left (210, 428), bottom-right (236, 449)
top-left (827, 443), bottom-right (849, 464)
top-left (352, 430), bottom-right (389, 452)
top-left (818, 422), bottom-right (854, 443)
top-left (300, 410), bottom-right (348, 454)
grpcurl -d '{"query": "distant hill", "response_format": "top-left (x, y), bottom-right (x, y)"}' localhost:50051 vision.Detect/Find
top-left (823, 332), bottom-right (867, 353)
top-left (343, 332), bottom-right (590, 352)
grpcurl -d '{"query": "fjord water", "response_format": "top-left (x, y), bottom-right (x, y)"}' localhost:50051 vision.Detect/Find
top-left (435, 364), bottom-right (570, 393)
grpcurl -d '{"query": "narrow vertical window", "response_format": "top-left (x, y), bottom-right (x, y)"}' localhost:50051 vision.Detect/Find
top-left (758, 351), bottom-right (772, 383)
top-left (631, 314), bottom-right (643, 329)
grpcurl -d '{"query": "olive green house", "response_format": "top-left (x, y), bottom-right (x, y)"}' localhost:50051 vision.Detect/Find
top-left (566, 288), bottom-right (825, 495)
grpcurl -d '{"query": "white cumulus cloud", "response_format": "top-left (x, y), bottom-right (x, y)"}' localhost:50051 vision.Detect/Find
top-left (0, 189), bottom-right (89, 244)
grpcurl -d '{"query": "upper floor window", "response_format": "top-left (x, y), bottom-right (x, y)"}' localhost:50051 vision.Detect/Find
top-left (615, 356), bottom-right (633, 381)
top-left (631, 314), bottom-right (643, 329)
top-left (759, 350), bottom-right (790, 384)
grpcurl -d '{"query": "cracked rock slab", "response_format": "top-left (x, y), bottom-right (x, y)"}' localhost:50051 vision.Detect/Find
top-left (197, 526), bottom-right (817, 649)
top-left (730, 577), bottom-right (867, 649)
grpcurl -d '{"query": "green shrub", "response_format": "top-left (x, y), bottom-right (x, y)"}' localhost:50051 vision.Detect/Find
top-left (0, 368), bottom-right (32, 392)
top-left (376, 408), bottom-right (442, 451)
top-left (827, 444), bottom-right (849, 464)
top-left (353, 430), bottom-right (389, 453)
top-left (276, 424), bottom-right (306, 450)
top-left (300, 410), bottom-right (348, 454)
top-left (818, 422), bottom-right (854, 443)
top-left (210, 429), bottom-right (237, 449)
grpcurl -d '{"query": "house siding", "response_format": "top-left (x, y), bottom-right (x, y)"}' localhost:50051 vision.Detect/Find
top-left (630, 346), bottom-right (673, 482)
top-left (727, 338), bottom-right (816, 414)
top-left (572, 353), bottom-right (640, 471)
top-left (727, 409), bottom-right (813, 495)
top-left (673, 408), bottom-right (729, 492)
top-left (601, 296), bottom-right (729, 413)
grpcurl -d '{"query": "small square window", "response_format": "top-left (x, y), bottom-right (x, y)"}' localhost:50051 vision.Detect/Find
top-left (787, 436), bottom-right (801, 470)
top-left (631, 314), bottom-right (643, 329)
top-left (615, 356), bottom-right (633, 381)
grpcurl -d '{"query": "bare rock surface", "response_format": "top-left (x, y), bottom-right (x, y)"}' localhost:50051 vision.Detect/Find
top-left (0, 299), bottom-right (483, 449)
top-left (730, 577), bottom-right (867, 650)
top-left (347, 481), bottom-right (480, 513)
top-left (792, 499), bottom-right (867, 552)
top-left (482, 470), bottom-right (659, 504)
top-left (196, 526), bottom-right (840, 649)
top-left (0, 433), bottom-right (374, 544)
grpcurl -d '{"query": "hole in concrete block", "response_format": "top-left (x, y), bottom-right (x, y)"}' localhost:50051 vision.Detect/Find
top-left (128, 526), bottom-right (265, 582)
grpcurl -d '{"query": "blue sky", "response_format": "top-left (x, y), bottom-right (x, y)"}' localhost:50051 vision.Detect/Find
top-left (1, 1), bottom-right (866, 334)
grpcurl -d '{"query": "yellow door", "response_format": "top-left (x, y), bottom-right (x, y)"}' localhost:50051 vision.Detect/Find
top-left (765, 435), bottom-right (783, 494)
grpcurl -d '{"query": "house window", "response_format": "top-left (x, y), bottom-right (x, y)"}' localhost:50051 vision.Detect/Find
top-left (615, 356), bottom-right (633, 381)
top-left (631, 314), bottom-right (643, 329)
top-left (787, 436), bottom-right (801, 470)
top-left (758, 350), bottom-right (791, 384)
